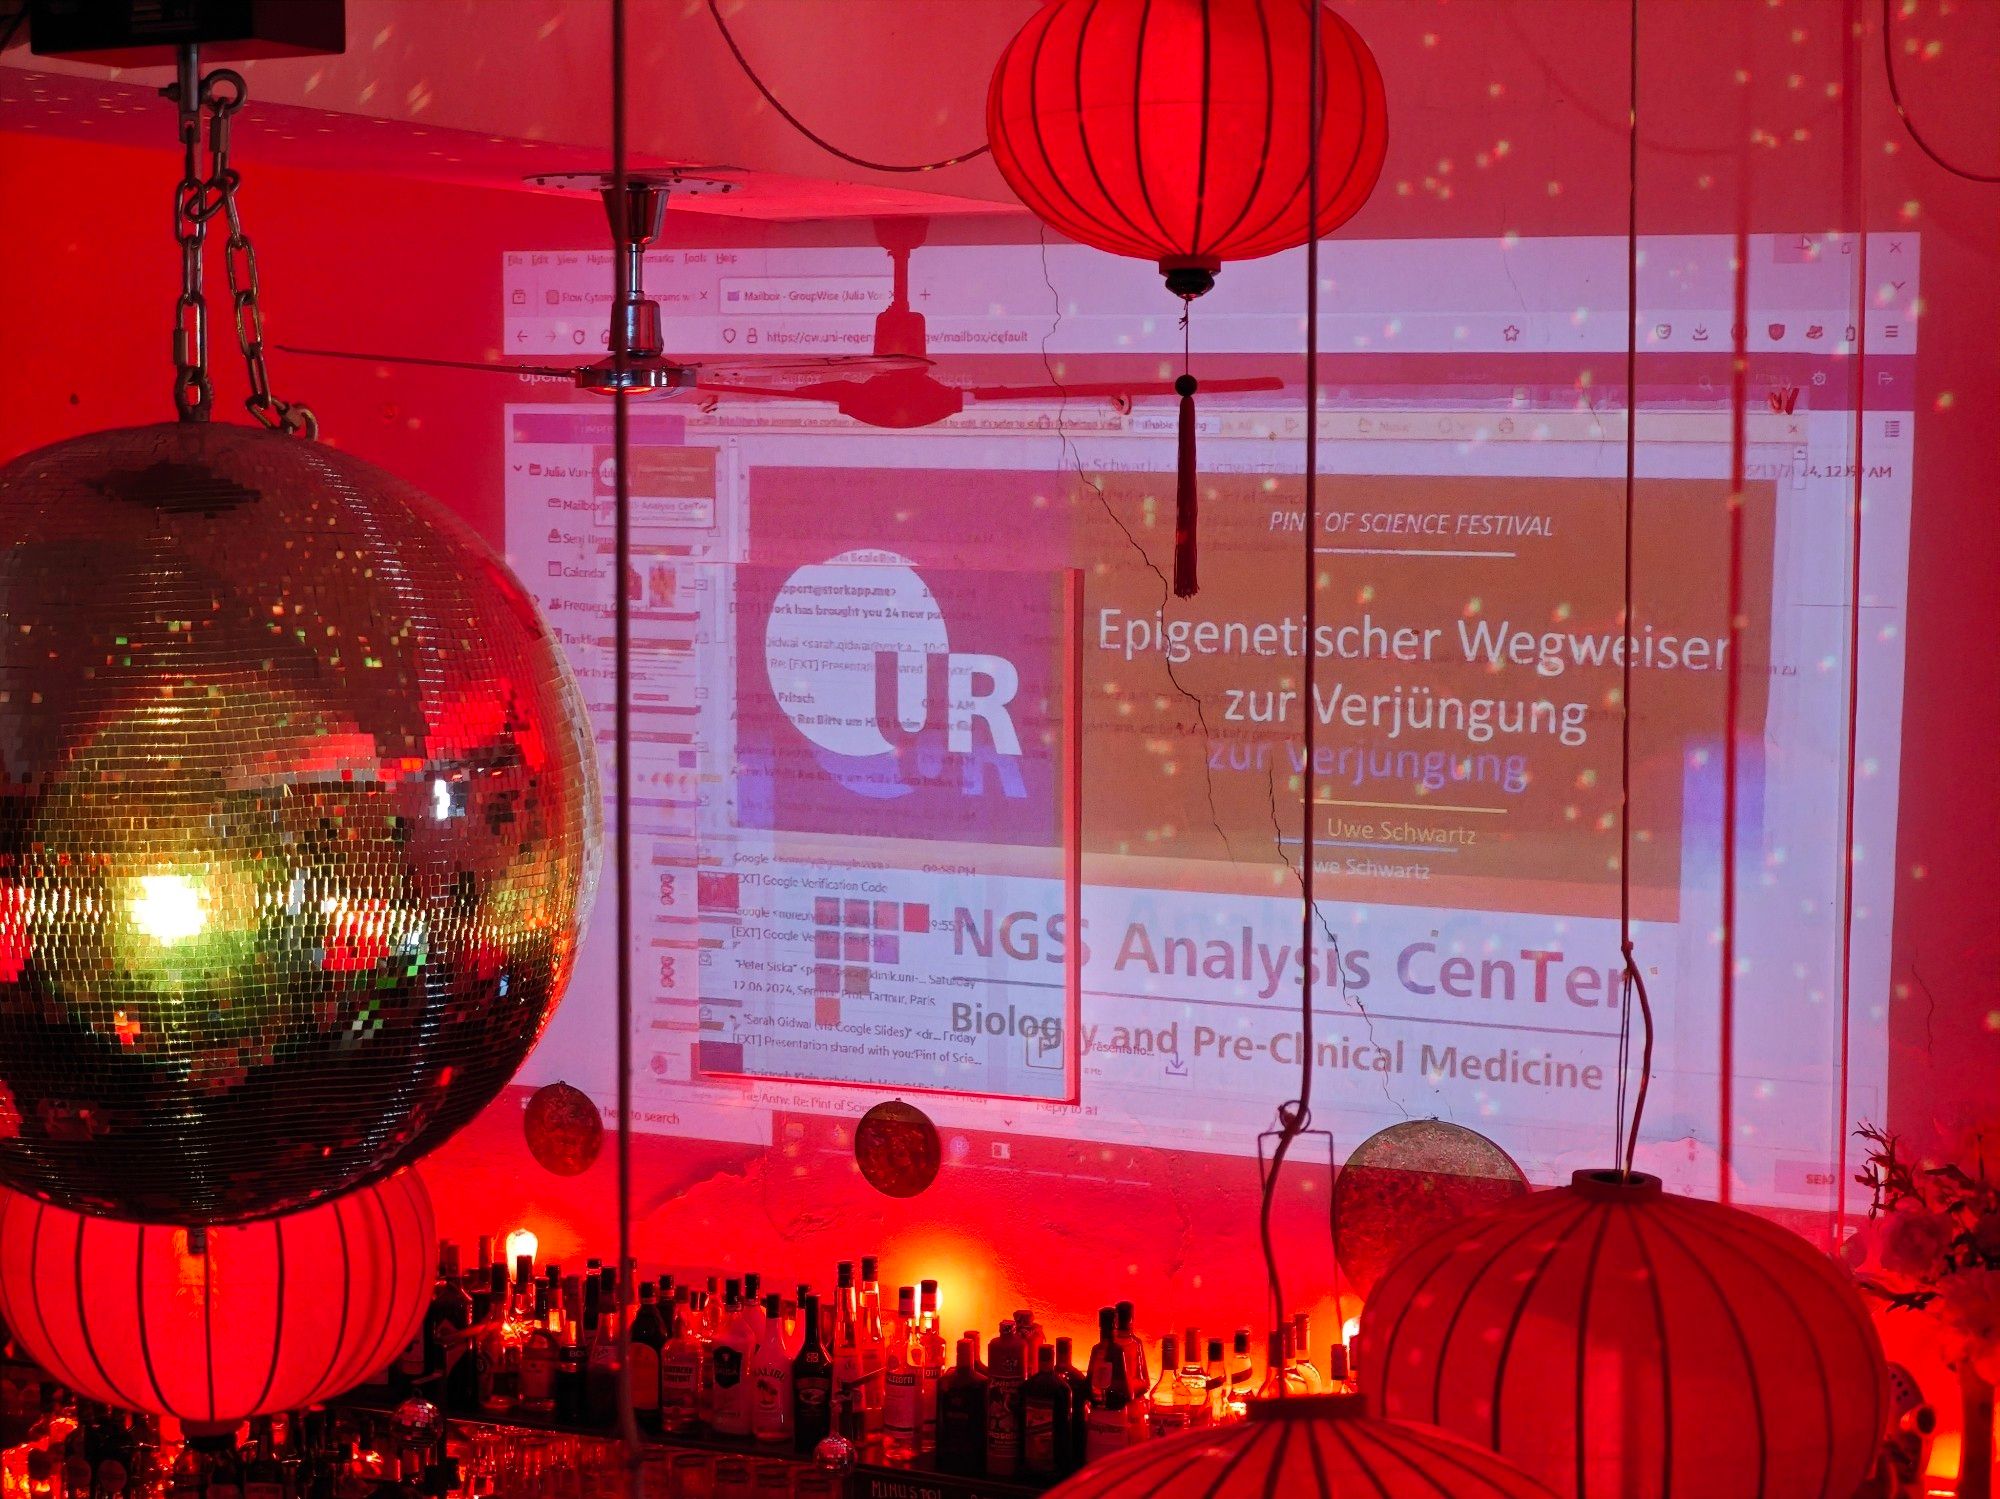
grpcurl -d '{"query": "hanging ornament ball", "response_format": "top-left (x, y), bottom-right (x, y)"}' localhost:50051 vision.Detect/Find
top-left (988, 0), bottom-right (1388, 293)
top-left (523, 1080), bottom-right (605, 1177)
top-left (1361, 1170), bottom-right (1888, 1499)
top-left (1332, 1118), bottom-right (1529, 1297)
top-left (0, 1169), bottom-right (435, 1425)
top-left (0, 424), bottom-right (600, 1224)
top-left (854, 1099), bottom-right (941, 1198)
top-left (813, 1435), bottom-right (858, 1474)
top-left (1044, 1391), bottom-right (1555, 1498)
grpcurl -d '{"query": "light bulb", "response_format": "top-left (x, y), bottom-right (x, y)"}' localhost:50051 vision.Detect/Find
top-left (129, 875), bottom-right (208, 944)
top-left (505, 1226), bottom-right (538, 1268)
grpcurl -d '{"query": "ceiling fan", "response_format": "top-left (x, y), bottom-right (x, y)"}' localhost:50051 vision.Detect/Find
top-left (280, 169), bottom-right (928, 396)
top-left (692, 217), bottom-right (1284, 429)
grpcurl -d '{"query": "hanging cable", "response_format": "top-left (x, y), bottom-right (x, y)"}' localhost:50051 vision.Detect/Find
top-left (1881, 0), bottom-right (2000, 184)
top-left (610, 0), bottom-right (642, 1484)
top-left (705, 0), bottom-right (990, 174)
top-left (1615, 0), bottom-right (1655, 1182)
top-left (1257, 0), bottom-right (1323, 1358)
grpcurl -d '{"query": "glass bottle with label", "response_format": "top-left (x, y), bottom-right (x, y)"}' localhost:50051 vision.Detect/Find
top-left (1226, 1328), bottom-right (1255, 1420)
top-left (659, 1297), bottom-right (707, 1434)
top-left (1085, 1307), bottom-right (1131, 1463)
top-left (628, 1283), bottom-right (667, 1432)
top-left (1055, 1336), bottom-right (1092, 1469)
top-left (709, 1279), bottom-right (754, 1438)
top-left (1291, 1314), bottom-right (1322, 1392)
top-left (984, 1317), bottom-right (1026, 1477)
top-left (750, 1294), bottom-right (793, 1446)
top-left (917, 1281), bottom-right (945, 1452)
top-left (791, 1294), bottom-right (834, 1454)
top-left (858, 1256), bottom-right (887, 1438)
top-left (520, 1285), bottom-right (563, 1415)
top-left (936, 1338), bottom-right (988, 1476)
top-left (1147, 1335), bottom-right (1189, 1438)
top-left (1022, 1345), bottom-right (1073, 1480)
top-left (1178, 1329), bottom-right (1212, 1427)
top-left (882, 1287), bottom-right (920, 1462)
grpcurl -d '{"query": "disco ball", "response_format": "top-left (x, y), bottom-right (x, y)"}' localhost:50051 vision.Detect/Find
top-left (0, 423), bottom-right (600, 1224)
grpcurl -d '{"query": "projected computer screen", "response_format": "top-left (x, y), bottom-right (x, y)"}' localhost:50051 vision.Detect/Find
top-left (502, 230), bottom-right (1913, 1213)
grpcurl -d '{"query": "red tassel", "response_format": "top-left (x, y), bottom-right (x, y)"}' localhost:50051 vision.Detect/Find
top-left (1173, 373), bottom-right (1198, 598)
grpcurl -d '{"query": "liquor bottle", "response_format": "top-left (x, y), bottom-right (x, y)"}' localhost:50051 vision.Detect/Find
top-left (455, 1283), bottom-right (491, 1416)
top-left (481, 1264), bottom-right (518, 1413)
top-left (628, 1283), bottom-right (667, 1432)
top-left (742, 1272), bottom-right (765, 1349)
top-left (1115, 1301), bottom-right (1149, 1388)
top-left (1178, 1329), bottom-right (1212, 1426)
top-left (659, 1297), bottom-right (707, 1434)
top-left (750, 1295), bottom-right (794, 1446)
top-left (965, 1328), bottom-right (986, 1377)
top-left (984, 1316), bottom-right (1026, 1478)
top-left (830, 1263), bottom-right (865, 1432)
top-left (1325, 1340), bottom-right (1350, 1393)
top-left (858, 1257), bottom-right (887, 1437)
top-left (1013, 1309), bottom-right (1042, 1374)
top-left (1279, 1322), bottom-right (1310, 1396)
top-left (427, 1243), bottom-right (474, 1400)
top-left (936, 1338), bottom-right (988, 1476)
top-left (1055, 1337), bottom-right (1092, 1470)
top-left (1084, 1308), bottom-right (1129, 1462)
top-left (581, 1271), bottom-right (602, 1356)
top-left (1021, 1345), bottom-right (1073, 1480)
top-left (1292, 1314), bottom-right (1322, 1393)
top-left (520, 1285), bottom-right (563, 1415)
top-left (1227, 1329), bottom-right (1255, 1419)
top-left (882, 1287), bottom-right (920, 1462)
top-left (709, 1279), bottom-right (754, 1438)
top-left (1256, 1330), bottom-right (1288, 1401)
top-left (585, 1292), bottom-right (623, 1426)
top-left (556, 1343), bottom-right (585, 1426)
top-left (201, 1433), bottom-right (244, 1499)
top-left (1147, 1335), bottom-right (1190, 1438)
top-left (240, 1421), bottom-right (286, 1499)
top-left (917, 1281), bottom-right (945, 1452)
top-left (791, 1295), bottom-right (834, 1454)
top-left (170, 1441), bottom-right (208, 1499)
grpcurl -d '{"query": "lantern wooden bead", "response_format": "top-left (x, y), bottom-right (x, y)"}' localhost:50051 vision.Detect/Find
top-left (523, 1080), bottom-right (604, 1176)
top-left (1360, 1170), bottom-right (1889, 1499)
top-left (0, 1171), bottom-right (435, 1425)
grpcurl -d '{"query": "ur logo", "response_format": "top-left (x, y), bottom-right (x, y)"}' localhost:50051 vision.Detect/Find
top-left (763, 551), bottom-right (1025, 798)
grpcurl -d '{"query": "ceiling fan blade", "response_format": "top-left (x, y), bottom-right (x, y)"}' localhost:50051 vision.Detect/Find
top-left (965, 375), bottom-right (1285, 401)
top-left (693, 380), bottom-right (849, 402)
top-left (278, 344), bottom-right (580, 380)
top-left (683, 353), bottom-right (929, 381)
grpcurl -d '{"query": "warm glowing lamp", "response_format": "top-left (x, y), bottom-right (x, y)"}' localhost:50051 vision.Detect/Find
top-left (505, 1226), bottom-right (540, 1269)
top-left (0, 423), bottom-right (601, 1224)
top-left (0, 1171), bottom-right (435, 1424)
top-left (1361, 1170), bottom-right (1888, 1499)
top-left (1045, 1393), bottom-right (1554, 1498)
top-left (987, 0), bottom-right (1386, 597)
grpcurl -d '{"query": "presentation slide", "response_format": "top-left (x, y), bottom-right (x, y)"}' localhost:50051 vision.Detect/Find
top-left (502, 231), bottom-right (1914, 1211)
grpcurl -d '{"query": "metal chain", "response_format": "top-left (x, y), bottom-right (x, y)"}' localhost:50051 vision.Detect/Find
top-left (163, 49), bottom-right (317, 437)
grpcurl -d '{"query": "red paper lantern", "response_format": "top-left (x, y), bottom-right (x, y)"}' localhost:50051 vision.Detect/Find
top-left (1360, 1170), bottom-right (1888, 1499)
top-left (1046, 1392), bottom-right (1554, 1498)
top-left (988, 0), bottom-right (1386, 291)
top-left (523, 1080), bottom-right (604, 1176)
top-left (0, 1171), bottom-right (434, 1425)
top-left (988, 0), bottom-right (1386, 598)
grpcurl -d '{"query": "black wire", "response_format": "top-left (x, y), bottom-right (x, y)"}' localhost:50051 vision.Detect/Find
top-left (1258, 0), bottom-right (1323, 1360)
top-left (609, 0), bottom-right (641, 1480)
top-left (1616, 0), bottom-right (1654, 1182)
top-left (705, 0), bottom-right (990, 174)
top-left (1881, 0), bottom-right (2000, 184)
